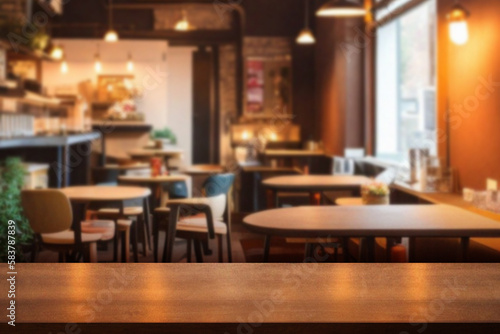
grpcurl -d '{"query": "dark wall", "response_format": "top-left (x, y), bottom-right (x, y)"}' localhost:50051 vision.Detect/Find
top-left (315, 15), bottom-right (364, 155)
top-left (242, 0), bottom-right (305, 37)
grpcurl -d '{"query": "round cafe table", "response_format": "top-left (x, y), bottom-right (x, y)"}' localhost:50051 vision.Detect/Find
top-left (262, 175), bottom-right (371, 207)
top-left (60, 185), bottom-right (151, 262)
top-left (118, 174), bottom-right (189, 208)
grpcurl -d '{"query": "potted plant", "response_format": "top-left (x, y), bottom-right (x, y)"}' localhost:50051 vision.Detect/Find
top-left (0, 157), bottom-right (33, 262)
top-left (361, 182), bottom-right (390, 205)
top-left (151, 127), bottom-right (177, 148)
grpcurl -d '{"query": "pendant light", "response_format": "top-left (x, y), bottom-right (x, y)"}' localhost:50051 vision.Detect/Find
top-left (175, 10), bottom-right (191, 31)
top-left (447, 0), bottom-right (470, 45)
top-left (94, 45), bottom-right (102, 73)
top-left (127, 53), bottom-right (134, 72)
top-left (60, 57), bottom-right (68, 74)
top-left (50, 44), bottom-right (64, 60)
top-left (316, 0), bottom-right (366, 17)
top-left (296, 0), bottom-right (315, 44)
top-left (104, 0), bottom-right (119, 42)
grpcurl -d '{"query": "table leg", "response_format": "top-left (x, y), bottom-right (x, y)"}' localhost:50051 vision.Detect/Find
top-left (342, 237), bottom-right (350, 262)
top-left (266, 189), bottom-right (276, 209)
top-left (263, 235), bottom-right (271, 262)
top-left (409, 237), bottom-right (417, 262)
top-left (365, 237), bottom-right (375, 262)
top-left (459, 237), bottom-right (470, 262)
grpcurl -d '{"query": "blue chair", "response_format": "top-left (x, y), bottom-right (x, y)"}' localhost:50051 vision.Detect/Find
top-left (157, 173), bottom-right (235, 263)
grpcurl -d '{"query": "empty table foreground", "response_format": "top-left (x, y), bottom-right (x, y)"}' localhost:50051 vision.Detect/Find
top-left (3, 263), bottom-right (500, 333)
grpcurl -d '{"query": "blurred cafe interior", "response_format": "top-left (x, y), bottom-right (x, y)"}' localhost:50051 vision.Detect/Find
top-left (1, 0), bottom-right (500, 332)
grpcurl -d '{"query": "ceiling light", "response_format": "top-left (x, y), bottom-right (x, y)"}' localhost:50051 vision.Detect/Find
top-left (104, 0), bottom-right (119, 42)
top-left (175, 10), bottom-right (191, 31)
top-left (297, 0), bottom-right (315, 44)
top-left (447, 1), bottom-right (470, 45)
top-left (316, 0), bottom-right (366, 17)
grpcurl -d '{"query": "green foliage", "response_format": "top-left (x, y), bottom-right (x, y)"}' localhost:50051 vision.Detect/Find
top-left (0, 157), bottom-right (32, 262)
top-left (151, 127), bottom-right (177, 144)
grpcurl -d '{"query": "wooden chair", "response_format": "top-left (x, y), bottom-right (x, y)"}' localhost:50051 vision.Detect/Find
top-left (21, 189), bottom-right (118, 262)
top-left (156, 173), bottom-right (235, 263)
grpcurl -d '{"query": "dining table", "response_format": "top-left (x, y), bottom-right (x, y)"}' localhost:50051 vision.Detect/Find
top-left (60, 185), bottom-right (151, 262)
top-left (243, 204), bottom-right (500, 262)
top-left (263, 174), bottom-right (371, 207)
top-left (118, 174), bottom-right (189, 208)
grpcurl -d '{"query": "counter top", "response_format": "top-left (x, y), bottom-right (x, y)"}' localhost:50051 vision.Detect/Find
top-left (0, 132), bottom-right (101, 149)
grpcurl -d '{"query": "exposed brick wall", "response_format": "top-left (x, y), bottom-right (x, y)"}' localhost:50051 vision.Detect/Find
top-left (154, 4), bottom-right (232, 30)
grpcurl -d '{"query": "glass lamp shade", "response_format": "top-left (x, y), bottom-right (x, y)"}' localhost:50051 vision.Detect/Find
top-left (104, 29), bottom-right (119, 42)
top-left (50, 45), bottom-right (64, 60)
top-left (447, 3), bottom-right (470, 45)
top-left (316, 0), bottom-right (366, 17)
top-left (95, 60), bottom-right (102, 73)
top-left (296, 28), bottom-right (316, 44)
top-left (175, 19), bottom-right (190, 31)
top-left (449, 21), bottom-right (468, 45)
top-left (127, 60), bottom-right (134, 72)
top-left (60, 61), bottom-right (68, 74)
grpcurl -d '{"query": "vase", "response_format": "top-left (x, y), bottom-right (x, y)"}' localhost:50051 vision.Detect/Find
top-left (362, 194), bottom-right (389, 205)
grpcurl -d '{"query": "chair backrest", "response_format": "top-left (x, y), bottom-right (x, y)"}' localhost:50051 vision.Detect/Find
top-left (91, 168), bottom-right (119, 186)
top-left (164, 181), bottom-right (189, 199)
top-left (21, 189), bottom-right (73, 234)
top-left (202, 173), bottom-right (235, 221)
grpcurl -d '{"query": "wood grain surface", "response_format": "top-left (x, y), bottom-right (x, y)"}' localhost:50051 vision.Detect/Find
top-left (263, 175), bottom-right (371, 191)
top-left (3, 263), bottom-right (500, 324)
top-left (60, 186), bottom-right (151, 201)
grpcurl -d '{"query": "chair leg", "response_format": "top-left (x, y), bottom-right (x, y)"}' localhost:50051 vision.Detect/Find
top-left (138, 215), bottom-right (148, 257)
top-left (142, 200), bottom-right (152, 251)
top-left (123, 228), bottom-right (130, 263)
top-left (113, 225), bottom-right (119, 262)
top-left (186, 239), bottom-right (192, 263)
top-left (263, 235), bottom-right (271, 263)
top-left (218, 235), bottom-right (223, 263)
top-left (193, 240), bottom-right (203, 263)
top-left (132, 221), bottom-right (139, 263)
top-left (120, 231), bottom-right (126, 262)
top-left (226, 230), bottom-right (233, 263)
top-left (58, 252), bottom-right (64, 263)
top-left (30, 242), bottom-right (38, 263)
top-left (86, 243), bottom-right (98, 263)
top-left (153, 214), bottom-right (159, 263)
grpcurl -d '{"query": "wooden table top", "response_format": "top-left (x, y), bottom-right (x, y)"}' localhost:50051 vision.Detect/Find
top-left (5, 263), bottom-right (500, 324)
top-left (243, 204), bottom-right (500, 238)
top-left (101, 163), bottom-right (150, 170)
top-left (118, 174), bottom-right (188, 183)
top-left (263, 175), bottom-right (371, 191)
top-left (182, 164), bottom-right (224, 175)
top-left (61, 186), bottom-right (151, 201)
top-left (129, 148), bottom-right (183, 157)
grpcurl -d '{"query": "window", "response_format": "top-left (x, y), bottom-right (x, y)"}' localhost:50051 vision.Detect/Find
top-left (375, 0), bottom-right (437, 162)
